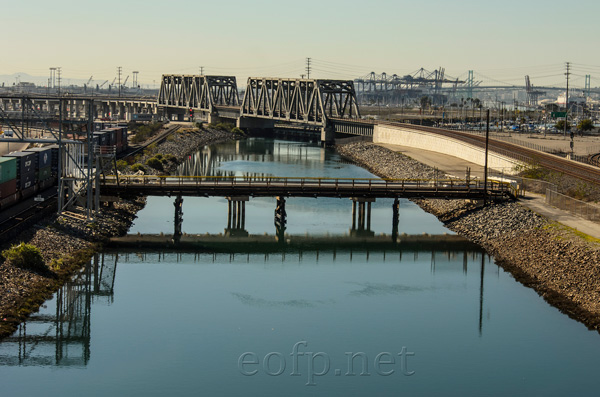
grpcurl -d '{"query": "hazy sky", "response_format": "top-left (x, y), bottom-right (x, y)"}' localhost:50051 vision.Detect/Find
top-left (3, 0), bottom-right (599, 88)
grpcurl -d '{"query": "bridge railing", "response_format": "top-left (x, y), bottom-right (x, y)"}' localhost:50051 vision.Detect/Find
top-left (102, 175), bottom-right (515, 196)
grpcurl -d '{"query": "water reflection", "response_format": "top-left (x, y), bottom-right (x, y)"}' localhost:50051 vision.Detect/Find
top-left (0, 253), bottom-right (117, 367)
top-left (178, 139), bottom-right (334, 178)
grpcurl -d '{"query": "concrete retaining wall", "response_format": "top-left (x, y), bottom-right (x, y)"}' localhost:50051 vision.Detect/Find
top-left (373, 125), bottom-right (522, 175)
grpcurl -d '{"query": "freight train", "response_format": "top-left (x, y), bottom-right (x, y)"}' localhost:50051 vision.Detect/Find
top-left (0, 125), bottom-right (128, 212)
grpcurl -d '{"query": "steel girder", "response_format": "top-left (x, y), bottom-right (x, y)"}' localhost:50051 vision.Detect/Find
top-left (241, 78), bottom-right (360, 126)
top-left (157, 75), bottom-right (239, 111)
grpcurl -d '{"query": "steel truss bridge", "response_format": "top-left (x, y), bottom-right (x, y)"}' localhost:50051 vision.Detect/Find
top-left (157, 75), bottom-right (240, 122)
top-left (157, 75), bottom-right (364, 140)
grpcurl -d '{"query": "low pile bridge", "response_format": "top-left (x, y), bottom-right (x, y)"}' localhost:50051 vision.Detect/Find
top-left (100, 175), bottom-right (514, 200)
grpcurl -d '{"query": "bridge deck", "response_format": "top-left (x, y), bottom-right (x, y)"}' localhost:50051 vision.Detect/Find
top-left (100, 176), bottom-right (514, 200)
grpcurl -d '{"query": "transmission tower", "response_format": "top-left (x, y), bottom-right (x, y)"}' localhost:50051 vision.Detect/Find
top-left (57, 67), bottom-right (62, 95)
top-left (306, 58), bottom-right (312, 79)
top-left (564, 62), bottom-right (570, 138)
top-left (117, 66), bottom-right (122, 97)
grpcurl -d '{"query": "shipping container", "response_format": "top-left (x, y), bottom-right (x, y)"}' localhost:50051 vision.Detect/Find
top-left (37, 166), bottom-right (52, 181)
top-left (19, 171), bottom-right (37, 190)
top-left (0, 179), bottom-right (17, 199)
top-left (108, 129), bottom-right (117, 146)
top-left (0, 157), bottom-right (17, 184)
top-left (94, 132), bottom-right (108, 146)
top-left (21, 184), bottom-right (38, 200)
top-left (39, 177), bottom-right (57, 191)
top-left (132, 113), bottom-right (153, 121)
top-left (0, 192), bottom-right (18, 209)
top-left (24, 147), bottom-right (53, 169)
top-left (4, 151), bottom-right (37, 174)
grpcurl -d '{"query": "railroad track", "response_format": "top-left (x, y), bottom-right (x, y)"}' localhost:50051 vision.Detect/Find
top-left (0, 195), bottom-right (57, 243)
top-left (589, 153), bottom-right (600, 168)
top-left (121, 124), bottom-right (181, 159)
top-left (377, 121), bottom-right (600, 185)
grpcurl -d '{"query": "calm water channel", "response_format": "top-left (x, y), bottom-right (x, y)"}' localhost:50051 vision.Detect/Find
top-left (1, 138), bottom-right (600, 396)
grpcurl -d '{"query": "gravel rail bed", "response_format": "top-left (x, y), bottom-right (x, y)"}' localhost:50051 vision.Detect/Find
top-left (337, 142), bottom-right (600, 331)
top-left (0, 127), bottom-right (235, 339)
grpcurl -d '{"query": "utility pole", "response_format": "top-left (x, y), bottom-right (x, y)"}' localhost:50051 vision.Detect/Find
top-left (564, 62), bottom-right (570, 139)
top-left (484, 109), bottom-right (490, 206)
top-left (306, 58), bottom-right (312, 79)
top-left (199, 66), bottom-right (204, 75)
top-left (57, 67), bottom-right (62, 96)
top-left (117, 66), bottom-right (122, 97)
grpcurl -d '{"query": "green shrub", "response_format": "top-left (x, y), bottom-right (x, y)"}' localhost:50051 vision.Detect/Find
top-left (215, 122), bottom-right (234, 132)
top-left (50, 258), bottom-right (64, 271)
top-left (131, 163), bottom-right (146, 173)
top-left (164, 154), bottom-right (177, 163)
top-left (131, 122), bottom-right (164, 143)
top-left (146, 157), bottom-right (164, 171)
top-left (2, 243), bottom-right (45, 272)
top-left (231, 127), bottom-right (245, 135)
top-left (116, 160), bottom-right (128, 171)
top-left (144, 143), bottom-right (158, 156)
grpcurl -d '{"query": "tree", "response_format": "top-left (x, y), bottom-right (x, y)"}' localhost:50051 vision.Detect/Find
top-left (555, 120), bottom-right (571, 131)
top-left (420, 96), bottom-right (431, 110)
top-left (577, 119), bottom-right (594, 132)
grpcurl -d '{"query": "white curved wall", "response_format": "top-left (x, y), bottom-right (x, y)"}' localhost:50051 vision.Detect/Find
top-left (373, 125), bottom-right (522, 175)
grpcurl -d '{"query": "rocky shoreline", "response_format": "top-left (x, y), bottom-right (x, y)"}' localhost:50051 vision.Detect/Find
top-left (0, 126), bottom-right (236, 339)
top-left (337, 142), bottom-right (600, 332)
top-left (130, 127), bottom-right (237, 175)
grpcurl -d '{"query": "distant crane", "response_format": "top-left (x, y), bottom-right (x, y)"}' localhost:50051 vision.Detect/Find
top-left (86, 75), bottom-right (93, 86)
top-left (98, 80), bottom-right (108, 89)
top-left (122, 75), bottom-right (129, 88)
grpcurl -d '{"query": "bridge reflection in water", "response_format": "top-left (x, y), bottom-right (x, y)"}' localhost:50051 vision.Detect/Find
top-left (0, 239), bottom-right (493, 367)
top-left (0, 254), bottom-right (117, 367)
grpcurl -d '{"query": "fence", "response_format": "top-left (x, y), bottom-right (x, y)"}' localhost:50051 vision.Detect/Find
top-left (461, 128), bottom-right (600, 167)
top-left (546, 189), bottom-right (600, 222)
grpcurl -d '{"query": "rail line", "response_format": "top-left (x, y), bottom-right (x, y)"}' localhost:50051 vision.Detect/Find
top-left (0, 194), bottom-right (57, 243)
top-left (375, 121), bottom-right (600, 185)
top-left (121, 124), bottom-right (181, 159)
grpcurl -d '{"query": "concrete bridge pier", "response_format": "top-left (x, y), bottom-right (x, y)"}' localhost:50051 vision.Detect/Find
top-left (226, 196), bottom-right (249, 237)
top-left (173, 195), bottom-right (184, 243)
top-left (351, 197), bottom-right (375, 237)
top-left (392, 198), bottom-right (400, 242)
top-left (320, 126), bottom-right (335, 146)
top-left (274, 196), bottom-right (287, 241)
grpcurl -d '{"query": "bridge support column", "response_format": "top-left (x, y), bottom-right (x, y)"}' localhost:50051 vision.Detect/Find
top-left (274, 196), bottom-right (287, 241)
top-left (173, 195), bottom-right (183, 243)
top-left (392, 198), bottom-right (400, 242)
top-left (226, 196), bottom-right (249, 237)
top-left (320, 126), bottom-right (335, 146)
top-left (350, 197), bottom-right (375, 237)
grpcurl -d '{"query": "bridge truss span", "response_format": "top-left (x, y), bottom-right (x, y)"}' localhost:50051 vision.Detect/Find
top-left (157, 74), bottom-right (240, 112)
top-left (240, 78), bottom-right (360, 127)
